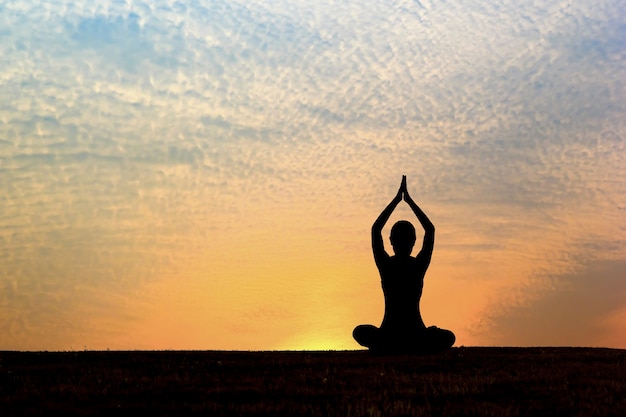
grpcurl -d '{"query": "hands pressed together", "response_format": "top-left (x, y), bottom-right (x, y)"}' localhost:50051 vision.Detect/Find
top-left (395, 175), bottom-right (414, 203)
top-left (373, 174), bottom-right (434, 248)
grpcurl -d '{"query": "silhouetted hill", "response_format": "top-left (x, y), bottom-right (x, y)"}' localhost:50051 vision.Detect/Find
top-left (1, 347), bottom-right (624, 416)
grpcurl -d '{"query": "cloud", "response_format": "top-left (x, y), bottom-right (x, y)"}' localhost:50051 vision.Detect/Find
top-left (0, 0), bottom-right (624, 349)
top-left (478, 259), bottom-right (626, 347)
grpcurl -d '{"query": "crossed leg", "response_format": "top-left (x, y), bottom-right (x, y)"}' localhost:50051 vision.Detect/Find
top-left (353, 324), bottom-right (455, 354)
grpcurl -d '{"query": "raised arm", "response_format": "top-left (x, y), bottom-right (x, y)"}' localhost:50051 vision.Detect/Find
top-left (372, 177), bottom-right (404, 266)
top-left (403, 183), bottom-right (435, 264)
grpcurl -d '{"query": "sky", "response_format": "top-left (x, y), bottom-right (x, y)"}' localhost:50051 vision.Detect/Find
top-left (0, 0), bottom-right (624, 351)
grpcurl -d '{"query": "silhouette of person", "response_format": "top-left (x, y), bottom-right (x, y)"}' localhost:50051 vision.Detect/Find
top-left (353, 176), bottom-right (455, 354)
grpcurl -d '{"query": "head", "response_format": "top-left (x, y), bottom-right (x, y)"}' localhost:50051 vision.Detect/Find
top-left (390, 220), bottom-right (416, 256)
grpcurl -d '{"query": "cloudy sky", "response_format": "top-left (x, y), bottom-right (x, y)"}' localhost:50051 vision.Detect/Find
top-left (1, 0), bottom-right (624, 351)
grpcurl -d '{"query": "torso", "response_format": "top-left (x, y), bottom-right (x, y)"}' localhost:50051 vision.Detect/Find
top-left (379, 255), bottom-right (427, 333)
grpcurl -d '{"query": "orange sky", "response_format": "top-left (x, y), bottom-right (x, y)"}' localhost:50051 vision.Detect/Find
top-left (1, 0), bottom-right (625, 351)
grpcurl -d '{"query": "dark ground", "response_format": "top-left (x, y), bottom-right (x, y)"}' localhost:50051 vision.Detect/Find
top-left (1, 347), bottom-right (624, 416)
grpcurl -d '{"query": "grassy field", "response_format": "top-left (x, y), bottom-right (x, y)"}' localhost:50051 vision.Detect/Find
top-left (1, 347), bottom-right (624, 416)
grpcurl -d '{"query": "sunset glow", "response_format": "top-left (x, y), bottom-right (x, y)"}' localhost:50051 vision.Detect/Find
top-left (1, 0), bottom-right (624, 351)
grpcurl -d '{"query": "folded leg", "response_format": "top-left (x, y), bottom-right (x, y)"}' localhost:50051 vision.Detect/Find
top-left (419, 326), bottom-right (455, 353)
top-left (353, 324), bottom-right (380, 349)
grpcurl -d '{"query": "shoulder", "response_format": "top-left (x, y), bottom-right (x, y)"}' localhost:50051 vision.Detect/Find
top-left (388, 255), bottom-right (421, 267)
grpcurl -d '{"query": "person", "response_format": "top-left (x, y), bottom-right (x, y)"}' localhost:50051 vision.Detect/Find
top-left (353, 176), bottom-right (455, 354)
